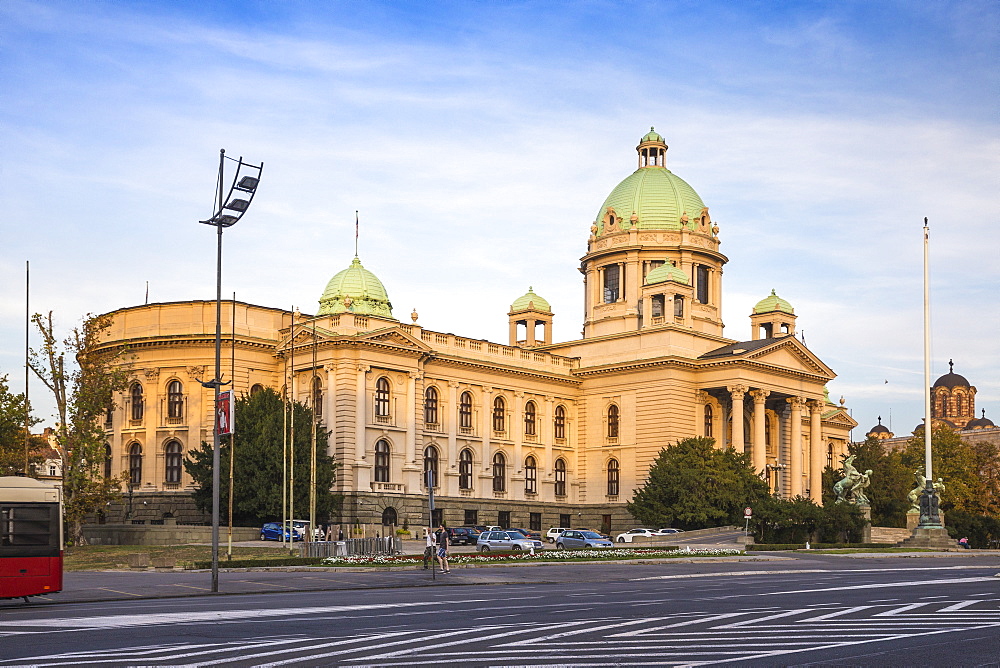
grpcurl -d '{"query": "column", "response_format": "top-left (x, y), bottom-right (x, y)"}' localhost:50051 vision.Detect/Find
top-left (749, 390), bottom-right (769, 475)
top-left (405, 372), bottom-right (417, 464)
top-left (481, 388), bottom-right (494, 472)
top-left (355, 365), bottom-right (369, 461)
top-left (809, 400), bottom-right (824, 504)
top-left (727, 385), bottom-right (747, 453)
top-left (509, 319), bottom-right (518, 346)
top-left (514, 391), bottom-right (524, 474)
top-left (447, 381), bottom-right (459, 470)
top-left (526, 320), bottom-right (536, 346)
top-left (787, 396), bottom-right (804, 498)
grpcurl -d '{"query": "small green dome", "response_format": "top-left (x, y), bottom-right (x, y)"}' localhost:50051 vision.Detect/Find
top-left (317, 256), bottom-right (394, 318)
top-left (753, 289), bottom-right (794, 315)
top-left (511, 286), bottom-right (551, 312)
top-left (640, 126), bottom-right (663, 143)
top-left (644, 260), bottom-right (689, 285)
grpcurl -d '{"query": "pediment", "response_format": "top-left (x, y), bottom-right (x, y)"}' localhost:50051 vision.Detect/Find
top-left (742, 338), bottom-right (834, 378)
top-left (822, 407), bottom-right (858, 428)
top-left (357, 327), bottom-right (432, 351)
top-left (275, 323), bottom-right (340, 352)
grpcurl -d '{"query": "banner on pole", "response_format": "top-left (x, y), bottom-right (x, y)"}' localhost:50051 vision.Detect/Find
top-left (217, 390), bottom-right (234, 435)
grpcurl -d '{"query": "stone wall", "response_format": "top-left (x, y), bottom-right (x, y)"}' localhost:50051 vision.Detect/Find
top-left (82, 524), bottom-right (261, 546)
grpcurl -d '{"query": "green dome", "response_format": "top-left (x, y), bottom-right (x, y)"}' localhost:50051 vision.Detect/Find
top-left (644, 260), bottom-right (689, 286)
top-left (640, 126), bottom-right (663, 143)
top-left (317, 257), bottom-right (394, 318)
top-left (753, 289), bottom-right (794, 315)
top-left (595, 165), bottom-right (706, 234)
top-left (511, 286), bottom-right (551, 312)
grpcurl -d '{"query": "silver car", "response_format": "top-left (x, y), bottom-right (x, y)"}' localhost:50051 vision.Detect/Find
top-left (556, 530), bottom-right (614, 549)
top-left (477, 530), bottom-right (545, 552)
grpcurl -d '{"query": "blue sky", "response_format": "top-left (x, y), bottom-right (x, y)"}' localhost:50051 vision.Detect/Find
top-left (2, 0), bottom-right (997, 437)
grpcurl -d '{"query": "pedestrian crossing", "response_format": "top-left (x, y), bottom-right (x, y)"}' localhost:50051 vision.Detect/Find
top-left (3, 597), bottom-right (1000, 666)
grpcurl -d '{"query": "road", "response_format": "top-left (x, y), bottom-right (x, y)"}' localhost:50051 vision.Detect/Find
top-left (2, 554), bottom-right (999, 666)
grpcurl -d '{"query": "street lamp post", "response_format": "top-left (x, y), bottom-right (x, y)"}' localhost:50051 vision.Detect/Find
top-left (199, 149), bottom-right (262, 593)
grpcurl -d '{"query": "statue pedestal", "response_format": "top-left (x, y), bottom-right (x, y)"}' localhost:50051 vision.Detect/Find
top-left (860, 505), bottom-right (872, 543)
top-left (896, 525), bottom-right (958, 550)
top-left (907, 510), bottom-right (945, 530)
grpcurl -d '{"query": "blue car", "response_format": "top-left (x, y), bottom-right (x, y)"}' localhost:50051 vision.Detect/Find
top-left (260, 521), bottom-right (306, 541)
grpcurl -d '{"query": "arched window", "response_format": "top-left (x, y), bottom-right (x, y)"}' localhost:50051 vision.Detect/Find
top-left (492, 452), bottom-right (506, 493)
top-left (524, 400), bottom-right (537, 436)
top-left (459, 448), bottom-right (473, 489)
top-left (381, 507), bottom-right (397, 527)
top-left (167, 380), bottom-right (183, 420)
top-left (424, 445), bottom-right (439, 487)
top-left (312, 376), bottom-right (323, 420)
top-left (607, 458), bottom-right (620, 496)
top-left (375, 439), bottom-right (391, 482)
top-left (554, 404), bottom-right (566, 440)
top-left (250, 383), bottom-right (265, 396)
top-left (130, 383), bottom-right (144, 421)
top-left (375, 377), bottom-right (391, 418)
top-left (554, 458), bottom-right (567, 496)
top-left (128, 443), bottom-right (142, 486)
top-left (459, 391), bottom-right (473, 430)
top-left (103, 443), bottom-right (112, 479)
top-left (165, 441), bottom-right (182, 484)
top-left (424, 386), bottom-right (439, 426)
top-left (493, 396), bottom-right (506, 433)
top-left (704, 404), bottom-right (713, 438)
top-left (827, 443), bottom-right (834, 469)
top-left (607, 404), bottom-right (620, 438)
top-left (524, 455), bottom-right (537, 494)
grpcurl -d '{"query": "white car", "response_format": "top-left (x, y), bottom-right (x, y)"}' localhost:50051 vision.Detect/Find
top-left (615, 528), bottom-right (668, 543)
top-left (545, 527), bottom-right (569, 543)
top-left (657, 528), bottom-right (684, 534)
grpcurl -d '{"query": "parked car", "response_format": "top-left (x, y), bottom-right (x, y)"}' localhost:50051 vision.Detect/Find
top-left (477, 530), bottom-right (545, 552)
top-left (484, 525), bottom-right (502, 532)
top-left (260, 520), bottom-right (307, 542)
top-left (446, 527), bottom-right (481, 545)
top-left (657, 528), bottom-right (684, 534)
top-left (574, 528), bottom-right (611, 540)
top-left (556, 530), bottom-right (614, 550)
top-left (545, 527), bottom-right (569, 543)
top-left (615, 528), bottom-right (668, 543)
top-left (510, 527), bottom-right (542, 540)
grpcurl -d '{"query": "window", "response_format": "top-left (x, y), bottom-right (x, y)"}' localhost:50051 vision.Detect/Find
top-left (375, 439), bottom-right (391, 482)
top-left (374, 377), bottom-right (391, 418)
top-left (696, 265), bottom-right (710, 304)
top-left (250, 383), bottom-right (264, 396)
top-left (165, 441), bottom-right (182, 484)
top-left (704, 404), bottom-right (713, 438)
top-left (492, 452), bottom-right (506, 492)
top-left (651, 294), bottom-right (665, 318)
top-left (464, 509), bottom-right (478, 526)
top-left (493, 396), bottom-right (506, 433)
top-left (167, 380), bottom-right (183, 420)
top-left (498, 510), bottom-right (511, 529)
top-left (607, 404), bottom-right (620, 438)
top-left (603, 264), bottom-right (620, 303)
top-left (381, 507), bottom-right (397, 527)
top-left (529, 512), bottom-right (542, 531)
top-left (103, 443), bottom-right (112, 479)
top-left (130, 383), bottom-right (144, 421)
top-left (48, 464), bottom-right (56, 476)
top-left (431, 508), bottom-right (443, 527)
top-left (607, 458), bottom-right (620, 496)
top-left (424, 386), bottom-right (438, 425)
top-left (128, 443), bottom-right (142, 486)
top-left (555, 458), bottom-right (567, 496)
top-left (104, 405), bottom-right (113, 429)
top-left (524, 456), bottom-right (537, 494)
top-left (424, 445), bottom-right (439, 488)
top-left (524, 400), bottom-right (536, 436)
top-left (673, 295), bottom-right (684, 318)
top-left (459, 391), bottom-right (473, 430)
top-left (560, 513), bottom-right (571, 528)
top-left (827, 443), bottom-right (834, 469)
top-left (459, 448), bottom-right (473, 490)
top-left (312, 376), bottom-right (323, 420)
top-left (554, 404), bottom-right (566, 440)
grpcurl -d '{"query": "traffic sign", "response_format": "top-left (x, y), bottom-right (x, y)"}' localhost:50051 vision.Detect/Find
top-left (744, 506), bottom-right (752, 518)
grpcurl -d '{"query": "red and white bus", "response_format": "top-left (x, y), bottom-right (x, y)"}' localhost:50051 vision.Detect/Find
top-left (1, 476), bottom-right (63, 602)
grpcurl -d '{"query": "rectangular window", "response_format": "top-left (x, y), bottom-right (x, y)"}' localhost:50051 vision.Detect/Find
top-left (431, 508), bottom-right (443, 527)
top-left (0, 503), bottom-right (59, 557)
top-left (696, 265), bottom-right (710, 304)
top-left (464, 509), bottom-right (478, 526)
top-left (498, 511), bottom-right (511, 529)
top-left (559, 513), bottom-right (571, 529)
top-left (601, 514), bottom-right (612, 536)
top-left (603, 264), bottom-right (620, 303)
top-left (529, 512), bottom-right (542, 531)
top-left (651, 294), bottom-right (664, 318)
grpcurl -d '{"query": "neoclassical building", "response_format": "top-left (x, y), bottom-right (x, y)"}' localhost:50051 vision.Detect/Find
top-left (94, 129), bottom-right (856, 532)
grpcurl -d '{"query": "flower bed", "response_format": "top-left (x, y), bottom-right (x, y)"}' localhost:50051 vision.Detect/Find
top-left (321, 547), bottom-right (743, 567)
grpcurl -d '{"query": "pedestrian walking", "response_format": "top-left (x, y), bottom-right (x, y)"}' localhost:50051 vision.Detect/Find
top-left (436, 524), bottom-right (450, 573)
top-left (423, 527), bottom-right (435, 569)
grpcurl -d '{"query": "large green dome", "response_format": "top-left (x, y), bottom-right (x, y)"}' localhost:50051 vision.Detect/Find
top-left (594, 130), bottom-right (706, 235)
top-left (317, 257), bottom-right (394, 318)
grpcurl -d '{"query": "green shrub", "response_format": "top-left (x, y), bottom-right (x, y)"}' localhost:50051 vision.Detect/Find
top-left (192, 557), bottom-right (325, 569)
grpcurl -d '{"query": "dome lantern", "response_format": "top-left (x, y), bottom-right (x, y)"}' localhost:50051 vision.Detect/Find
top-left (637, 126), bottom-right (668, 169)
top-left (750, 289), bottom-right (796, 340)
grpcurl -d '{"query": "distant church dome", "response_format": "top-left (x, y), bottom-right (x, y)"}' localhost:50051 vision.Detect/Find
top-left (866, 416), bottom-right (893, 440)
top-left (593, 129), bottom-right (707, 235)
top-left (645, 260), bottom-right (690, 285)
top-left (317, 256), bottom-right (394, 318)
top-left (753, 289), bottom-right (794, 315)
top-left (966, 409), bottom-right (996, 430)
top-left (933, 360), bottom-right (971, 388)
top-left (511, 287), bottom-right (551, 313)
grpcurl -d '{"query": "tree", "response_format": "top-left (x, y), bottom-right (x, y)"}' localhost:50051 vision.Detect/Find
top-left (29, 312), bottom-right (132, 544)
top-left (0, 373), bottom-right (47, 476)
top-left (901, 425), bottom-right (1000, 517)
top-left (841, 437), bottom-right (911, 527)
top-left (627, 437), bottom-right (770, 530)
top-left (184, 387), bottom-right (340, 526)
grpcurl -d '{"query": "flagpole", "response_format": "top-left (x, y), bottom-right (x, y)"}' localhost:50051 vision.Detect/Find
top-left (24, 260), bottom-right (30, 475)
top-left (289, 308), bottom-right (296, 552)
top-left (227, 293), bottom-right (236, 560)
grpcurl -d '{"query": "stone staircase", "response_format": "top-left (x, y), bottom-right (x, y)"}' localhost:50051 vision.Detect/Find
top-left (869, 527), bottom-right (911, 544)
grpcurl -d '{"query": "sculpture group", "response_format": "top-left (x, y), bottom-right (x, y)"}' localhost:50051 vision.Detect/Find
top-left (833, 455), bottom-right (872, 506)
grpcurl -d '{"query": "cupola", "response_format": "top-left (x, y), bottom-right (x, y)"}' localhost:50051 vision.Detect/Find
top-left (508, 286), bottom-right (553, 347)
top-left (317, 256), bottom-right (394, 319)
top-left (750, 289), bottom-right (796, 340)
